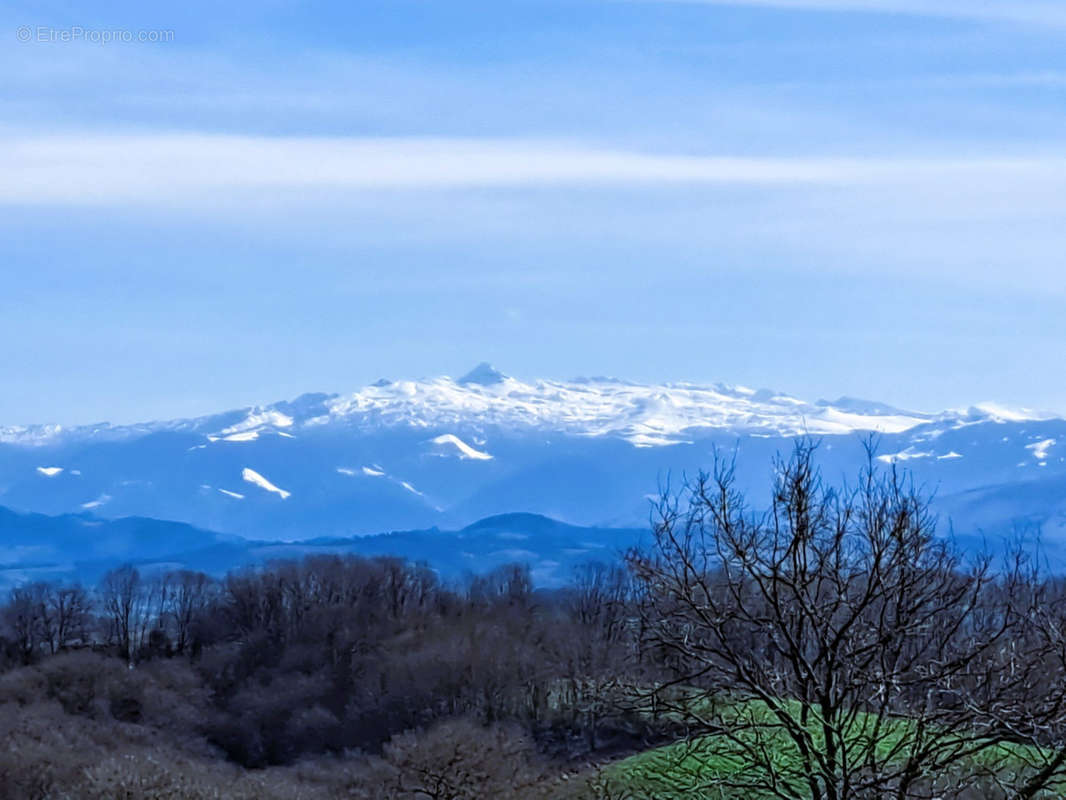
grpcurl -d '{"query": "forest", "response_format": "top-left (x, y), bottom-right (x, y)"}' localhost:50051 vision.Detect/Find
top-left (5, 443), bottom-right (1066, 799)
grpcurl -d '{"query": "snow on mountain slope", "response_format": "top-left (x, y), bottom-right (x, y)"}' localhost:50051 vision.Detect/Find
top-left (316, 371), bottom-right (939, 443)
top-left (429, 434), bottom-right (493, 460)
top-left (2, 365), bottom-right (1065, 543)
top-left (241, 468), bottom-right (291, 499)
top-left (1, 364), bottom-right (1057, 448)
top-left (1027, 439), bottom-right (1057, 463)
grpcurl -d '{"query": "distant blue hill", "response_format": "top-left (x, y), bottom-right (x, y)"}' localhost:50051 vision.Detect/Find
top-left (0, 505), bottom-right (230, 581)
top-left (0, 506), bottom-right (647, 589)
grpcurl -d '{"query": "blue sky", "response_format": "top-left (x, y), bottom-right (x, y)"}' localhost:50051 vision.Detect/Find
top-left (3, 0), bottom-right (1066, 425)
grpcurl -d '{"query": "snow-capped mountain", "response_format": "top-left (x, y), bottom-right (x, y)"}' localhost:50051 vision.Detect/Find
top-left (3, 362), bottom-right (1052, 448)
top-left (2, 365), bottom-right (1064, 548)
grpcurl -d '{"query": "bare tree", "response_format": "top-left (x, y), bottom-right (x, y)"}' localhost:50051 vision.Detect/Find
top-left (467, 564), bottom-right (533, 607)
top-left (629, 440), bottom-right (1059, 800)
top-left (3, 582), bottom-right (50, 662)
top-left (98, 564), bottom-right (144, 662)
top-left (47, 585), bottom-right (92, 652)
top-left (376, 718), bottom-right (555, 800)
top-left (570, 562), bottom-right (632, 644)
top-left (166, 570), bottom-right (214, 654)
top-left (967, 573), bottom-right (1066, 800)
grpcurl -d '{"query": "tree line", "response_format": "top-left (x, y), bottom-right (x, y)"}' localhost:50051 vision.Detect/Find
top-left (2, 552), bottom-right (653, 768)
top-left (5, 566), bottom-right (215, 664)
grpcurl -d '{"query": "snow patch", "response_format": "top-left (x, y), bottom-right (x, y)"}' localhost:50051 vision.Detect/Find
top-left (430, 433), bottom-right (493, 460)
top-left (204, 410), bottom-right (297, 444)
top-left (877, 449), bottom-right (933, 464)
top-left (337, 466), bottom-right (386, 477)
top-left (970, 403), bottom-right (1052, 424)
top-left (628, 432), bottom-right (689, 448)
top-left (36, 466), bottom-right (64, 477)
top-left (224, 410), bottom-right (294, 434)
top-left (223, 431), bottom-right (260, 442)
top-left (1027, 439), bottom-right (1056, 461)
top-left (0, 424), bottom-right (65, 446)
top-left (241, 468), bottom-right (291, 499)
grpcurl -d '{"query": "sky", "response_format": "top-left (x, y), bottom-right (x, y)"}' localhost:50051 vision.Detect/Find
top-left (2, 0), bottom-right (1066, 425)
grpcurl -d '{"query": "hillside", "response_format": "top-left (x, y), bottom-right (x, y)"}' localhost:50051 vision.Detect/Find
top-left (0, 507), bottom-right (645, 589)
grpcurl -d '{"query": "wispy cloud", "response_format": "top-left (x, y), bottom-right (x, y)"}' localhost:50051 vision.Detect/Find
top-left (638, 0), bottom-right (1066, 27)
top-left (3, 134), bottom-right (1066, 206)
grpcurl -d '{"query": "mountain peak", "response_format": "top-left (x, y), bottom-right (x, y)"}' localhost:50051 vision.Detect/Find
top-left (457, 362), bottom-right (508, 386)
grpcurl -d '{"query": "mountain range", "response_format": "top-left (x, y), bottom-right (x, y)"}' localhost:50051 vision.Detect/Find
top-left (2, 364), bottom-right (1065, 570)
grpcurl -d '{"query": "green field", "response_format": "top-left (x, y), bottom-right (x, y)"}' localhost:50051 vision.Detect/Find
top-left (606, 699), bottom-right (1066, 800)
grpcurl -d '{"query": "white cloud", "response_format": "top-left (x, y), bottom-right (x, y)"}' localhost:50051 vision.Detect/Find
top-left (2, 133), bottom-right (1066, 206)
top-left (640, 0), bottom-right (1066, 27)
